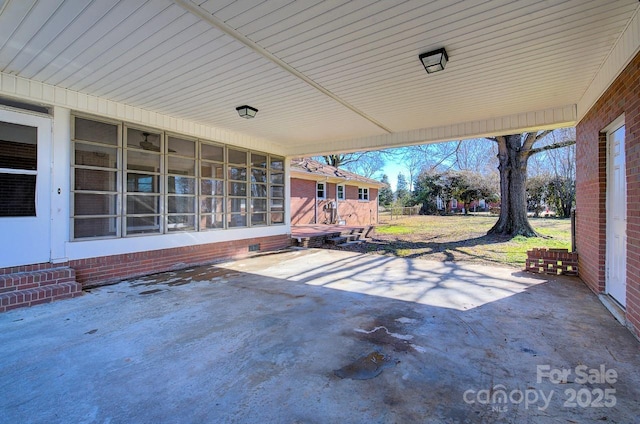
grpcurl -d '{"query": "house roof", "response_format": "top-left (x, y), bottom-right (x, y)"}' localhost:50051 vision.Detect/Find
top-left (0, 1), bottom-right (638, 156)
top-left (290, 158), bottom-right (384, 187)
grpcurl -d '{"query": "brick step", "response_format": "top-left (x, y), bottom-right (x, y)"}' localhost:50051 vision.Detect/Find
top-left (0, 267), bottom-right (77, 292)
top-left (0, 267), bottom-right (82, 312)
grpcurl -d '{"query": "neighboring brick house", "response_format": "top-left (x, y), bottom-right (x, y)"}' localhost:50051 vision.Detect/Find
top-left (290, 158), bottom-right (383, 226)
top-left (575, 51), bottom-right (640, 338)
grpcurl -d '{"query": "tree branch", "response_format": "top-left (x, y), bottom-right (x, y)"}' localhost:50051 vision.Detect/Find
top-left (484, 137), bottom-right (498, 143)
top-left (528, 139), bottom-right (576, 157)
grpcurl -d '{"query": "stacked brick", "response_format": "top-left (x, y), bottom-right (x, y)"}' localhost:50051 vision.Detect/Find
top-left (526, 248), bottom-right (578, 276)
top-left (0, 266), bottom-right (82, 312)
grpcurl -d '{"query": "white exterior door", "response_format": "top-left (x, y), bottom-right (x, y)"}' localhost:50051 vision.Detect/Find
top-left (0, 109), bottom-right (52, 268)
top-left (606, 122), bottom-right (626, 306)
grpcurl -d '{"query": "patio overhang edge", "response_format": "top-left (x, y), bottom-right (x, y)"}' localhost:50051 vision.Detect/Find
top-left (286, 105), bottom-right (577, 157)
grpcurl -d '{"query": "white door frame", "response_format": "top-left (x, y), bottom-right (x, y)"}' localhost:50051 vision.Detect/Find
top-left (605, 114), bottom-right (626, 307)
top-left (0, 107), bottom-right (52, 268)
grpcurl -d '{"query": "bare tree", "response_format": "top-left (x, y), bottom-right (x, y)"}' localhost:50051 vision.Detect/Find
top-left (486, 130), bottom-right (575, 237)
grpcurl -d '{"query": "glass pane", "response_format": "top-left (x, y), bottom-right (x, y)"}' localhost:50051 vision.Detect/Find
top-left (201, 179), bottom-right (224, 196)
top-left (168, 176), bottom-right (195, 194)
top-left (228, 198), bottom-right (247, 213)
top-left (270, 186), bottom-right (284, 198)
top-left (228, 148), bottom-right (247, 165)
top-left (126, 216), bottom-right (161, 235)
top-left (251, 153), bottom-right (267, 168)
top-left (74, 117), bottom-right (117, 146)
top-left (251, 184), bottom-right (267, 198)
top-left (168, 215), bottom-right (195, 232)
top-left (127, 128), bottom-right (161, 151)
top-left (251, 213), bottom-right (267, 226)
top-left (0, 122), bottom-right (37, 170)
top-left (270, 212), bottom-right (284, 224)
top-left (75, 143), bottom-right (117, 168)
top-left (127, 195), bottom-right (160, 214)
top-left (201, 162), bottom-right (224, 178)
top-left (252, 199), bottom-right (267, 212)
top-left (75, 169), bottom-right (116, 191)
top-left (228, 214), bottom-right (247, 227)
top-left (201, 214), bottom-right (224, 229)
top-left (167, 136), bottom-right (195, 157)
top-left (74, 217), bottom-right (117, 238)
top-left (228, 166), bottom-right (247, 181)
top-left (127, 150), bottom-right (160, 172)
top-left (200, 197), bottom-right (224, 213)
top-left (0, 174), bottom-right (36, 217)
top-left (228, 182), bottom-right (247, 196)
top-left (74, 193), bottom-right (117, 215)
top-left (271, 157), bottom-right (284, 170)
top-left (251, 169), bottom-right (267, 183)
top-left (270, 199), bottom-right (284, 211)
top-left (270, 172), bottom-right (284, 184)
top-left (127, 173), bottom-right (159, 193)
top-left (168, 196), bottom-right (195, 213)
top-left (168, 157), bottom-right (195, 176)
top-left (201, 143), bottom-right (224, 162)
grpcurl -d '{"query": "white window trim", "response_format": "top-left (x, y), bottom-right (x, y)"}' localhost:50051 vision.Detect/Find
top-left (337, 184), bottom-right (345, 201)
top-left (317, 181), bottom-right (326, 200)
top-left (358, 187), bottom-right (369, 201)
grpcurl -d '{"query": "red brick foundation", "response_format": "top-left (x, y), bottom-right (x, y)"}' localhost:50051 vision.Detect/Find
top-left (0, 234), bottom-right (291, 311)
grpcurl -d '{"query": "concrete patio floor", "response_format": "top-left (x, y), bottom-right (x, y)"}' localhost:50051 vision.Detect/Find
top-left (1, 248), bottom-right (639, 423)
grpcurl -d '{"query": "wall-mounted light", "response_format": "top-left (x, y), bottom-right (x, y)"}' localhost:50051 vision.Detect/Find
top-left (236, 105), bottom-right (258, 119)
top-left (419, 48), bottom-right (448, 73)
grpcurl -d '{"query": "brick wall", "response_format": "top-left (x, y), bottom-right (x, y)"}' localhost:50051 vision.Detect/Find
top-left (69, 234), bottom-right (291, 288)
top-left (290, 178), bottom-right (379, 226)
top-left (0, 234), bottom-right (291, 292)
top-left (576, 51), bottom-right (640, 337)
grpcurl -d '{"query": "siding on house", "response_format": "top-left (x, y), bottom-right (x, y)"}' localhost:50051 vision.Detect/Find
top-left (576, 51), bottom-right (640, 337)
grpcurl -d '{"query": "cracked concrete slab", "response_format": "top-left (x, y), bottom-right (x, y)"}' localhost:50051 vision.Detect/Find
top-left (1, 249), bottom-right (638, 423)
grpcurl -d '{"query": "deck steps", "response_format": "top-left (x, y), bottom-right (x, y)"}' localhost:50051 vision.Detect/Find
top-left (0, 267), bottom-right (82, 312)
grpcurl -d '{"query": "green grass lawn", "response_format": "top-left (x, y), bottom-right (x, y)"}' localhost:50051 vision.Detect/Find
top-left (368, 214), bottom-right (571, 268)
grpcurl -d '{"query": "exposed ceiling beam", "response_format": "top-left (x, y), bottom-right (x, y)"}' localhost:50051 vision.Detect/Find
top-left (172, 0), bottom-right (393, 134)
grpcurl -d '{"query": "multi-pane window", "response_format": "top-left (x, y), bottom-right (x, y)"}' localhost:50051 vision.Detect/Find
top-left (228, 148), bottom-right (248, 228)
top-left (270, 157), bottom-right (285, 225)
top-left (317, 182), bottom-right (325, 199)
top-left (200, 142), bottom-right (225, 230)
top-left (250, 152), bottom-right (268, 226)
top-left (166, 135), bottom-right (196, 232)
top-left (337, 184), bottom-right (345, 201)
top-left (0, 121), bottom-right (38, 217)
top-left (71, 115), bottom-right (285, 239)
top-left (72, 117), bottom-right (120, 238)
top-left (125, 128), bottom-right (162, 235)
top-left (358, 187), bottom-right (369, 201)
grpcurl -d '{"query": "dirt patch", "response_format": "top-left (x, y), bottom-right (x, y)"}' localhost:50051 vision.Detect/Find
top-left (333, 351), bottom-right (396, 380)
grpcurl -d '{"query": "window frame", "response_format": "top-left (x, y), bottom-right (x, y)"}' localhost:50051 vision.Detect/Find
top-left (337, 184), bottom-right (345, 201)
top-left (70, 114), bottom-right (287, 240)
top-left (358, 187), bottom-right (369, 201)
top-left (317, 181), bottom-right (326, 200)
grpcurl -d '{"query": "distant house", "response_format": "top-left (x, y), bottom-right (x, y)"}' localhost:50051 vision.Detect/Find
top-left (290, 158), bottom-right (383, 226)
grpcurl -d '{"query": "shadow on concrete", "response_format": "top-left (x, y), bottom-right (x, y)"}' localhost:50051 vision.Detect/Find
top-left (1, 249), bottom-right (638, 423)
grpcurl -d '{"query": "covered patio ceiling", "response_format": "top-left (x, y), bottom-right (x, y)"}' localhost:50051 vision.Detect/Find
top-left (0, 0), bottom-right (638, 156)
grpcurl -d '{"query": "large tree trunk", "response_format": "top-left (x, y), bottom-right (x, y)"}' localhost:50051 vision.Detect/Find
top-left (488, 135), bottom-right (538, 237)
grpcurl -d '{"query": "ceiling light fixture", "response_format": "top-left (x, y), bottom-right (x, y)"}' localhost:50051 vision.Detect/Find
top-left (419, 48), bottom-right (448, 73)
top-left (236, 105), bottom-right (258, 119)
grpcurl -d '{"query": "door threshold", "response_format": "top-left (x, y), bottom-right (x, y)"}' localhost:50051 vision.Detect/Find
top-left (599, 294), bottom-right (626, 325)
